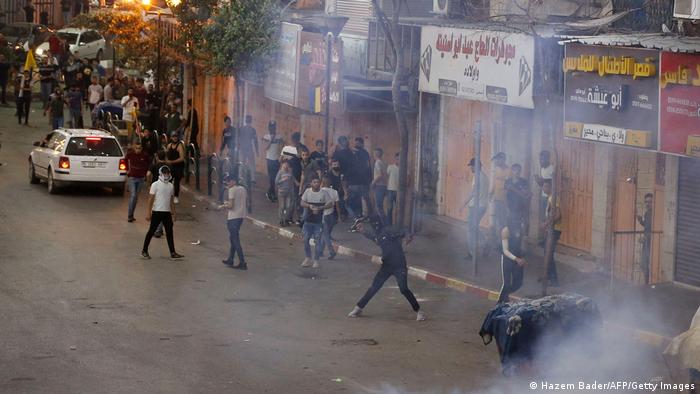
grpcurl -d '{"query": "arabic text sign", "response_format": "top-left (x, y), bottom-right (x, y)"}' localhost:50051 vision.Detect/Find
top-left (582, 124), bottom-right (626, 145)
top-left (564, 44), bottom-right (659, 150)
top-left (418, 26), bottom-right (534, 109)
top-left (265, 23), bottom-right (302, 107)
top-left (658, 51), bottom-right (700, 156)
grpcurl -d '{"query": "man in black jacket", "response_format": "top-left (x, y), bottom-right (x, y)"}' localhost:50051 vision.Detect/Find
top-left (348, 215), bottom-right (426, 321)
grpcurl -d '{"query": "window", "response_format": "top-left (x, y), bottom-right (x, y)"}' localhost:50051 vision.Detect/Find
top-left (66, 137), bottom-right (122, 157)
top-left (58, 32), bottom-right (78, 44)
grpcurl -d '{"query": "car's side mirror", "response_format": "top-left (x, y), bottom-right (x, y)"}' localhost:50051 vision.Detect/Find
top-left (33, 141), bottom-right (41, 146)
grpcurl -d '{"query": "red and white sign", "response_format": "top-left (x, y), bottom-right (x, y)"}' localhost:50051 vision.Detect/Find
top-left (659, 51), bottom-right (700, 156)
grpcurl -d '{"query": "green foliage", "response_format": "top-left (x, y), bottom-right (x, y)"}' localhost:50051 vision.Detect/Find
top-left (202, 0), bottom-right (280, 77)
top-left (169, 0), bottom-right (218, 63)
top-left (70, 8), bottom-right (158, 72)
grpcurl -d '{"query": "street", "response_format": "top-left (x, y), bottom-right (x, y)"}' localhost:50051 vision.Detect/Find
top-left (0, 105), bottom-right (681, 393)
top-left (0, 104), bottom-right (503, 393)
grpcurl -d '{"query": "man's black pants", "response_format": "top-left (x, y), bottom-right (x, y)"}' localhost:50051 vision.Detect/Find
top-left (266, 159), bottom-right (280, 197)
top-left (357, 265), bottom-right (420, 312)
top-left (497, 256), bottom-right (524, 303)
top-left (226, 218), bottom-right (245, 264)
top-left (143, 211), bottom-right (175, 254)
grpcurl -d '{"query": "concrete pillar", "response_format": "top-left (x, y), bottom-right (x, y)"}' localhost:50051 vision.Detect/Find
top-left (661, 155), bottom-right (678, 282)
top-left (590, 144), bottom-right (615, 264)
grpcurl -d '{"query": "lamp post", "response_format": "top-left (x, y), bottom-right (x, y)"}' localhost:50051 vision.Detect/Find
top-left (320, 16), bottom-right (347, 156)
top-left (156, 10), bottom-right (161, 93)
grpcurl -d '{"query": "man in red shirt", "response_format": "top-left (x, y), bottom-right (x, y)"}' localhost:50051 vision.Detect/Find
top-left (126, 143), bottom-right (150, 222)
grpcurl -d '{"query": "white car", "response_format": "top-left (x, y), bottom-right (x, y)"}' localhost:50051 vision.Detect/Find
top-left (28, 129), bottom-right (127, 195)
top-left (35, 28), bottom-right (106, 61)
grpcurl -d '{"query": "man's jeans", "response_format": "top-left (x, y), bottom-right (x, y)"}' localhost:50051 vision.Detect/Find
top-left (128, 177), bottom-right (145, 219)
top-left (226, 218), bottom-right (245, 264)
top-left (302, 222), bottom-right (323, 260)
top-left (52, 116), bottom-right (64, 130)
top-left (386, 190), bottom-right (397, 225)
top-left (373, 184), bottom-right (387, 222)
top-left (346, 184), bottom-right (370, 219)
top-left (319, 214), bottom-right (337, 257)
top-left (267, 159), bottom-right (280, 197)
top-left (40, 81), bottom-right (53, 107)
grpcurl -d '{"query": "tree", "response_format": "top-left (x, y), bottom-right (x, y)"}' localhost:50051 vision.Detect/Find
top-left (71, 6), bottom-right (157, 72)
top-left (370, 0), bottom-right (411, 229)
top-left (203, 0), bottom-right (279, 161)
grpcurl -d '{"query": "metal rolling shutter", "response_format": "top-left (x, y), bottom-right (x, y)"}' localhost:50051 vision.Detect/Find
top-left (675, 157), bottom-right (700, 287)
top-left (336, 0), bottom-right (372, 37)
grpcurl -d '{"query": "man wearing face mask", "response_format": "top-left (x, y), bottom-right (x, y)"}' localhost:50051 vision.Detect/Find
top-left (141, 166), bottom-right (184, 260)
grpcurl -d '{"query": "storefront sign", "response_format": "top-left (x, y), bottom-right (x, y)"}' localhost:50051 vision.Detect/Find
top-left (296, 32), bottom-right (343, 114)
top-left (564, 44), bottom-right (659, 150)
top-left (418, 26), bottom-right (534, 109)
top-left (265, 23), bottom-right (302, 107)
top-left (658, 51), bottom-right (700, 157)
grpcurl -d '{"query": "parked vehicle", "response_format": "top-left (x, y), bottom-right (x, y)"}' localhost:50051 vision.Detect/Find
top-left (28, 129), bottom-right (127, 195)
top-left (35, 28), bottom-right (106, 61)
top-left (0, 22), bottom-right (52, 62)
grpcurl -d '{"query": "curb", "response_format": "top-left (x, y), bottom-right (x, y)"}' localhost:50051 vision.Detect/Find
top-left (181, 185), bottom-right (673, 350)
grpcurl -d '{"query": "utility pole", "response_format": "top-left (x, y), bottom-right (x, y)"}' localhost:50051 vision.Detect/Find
top-left (473, 120), bottom-right (482, 277)
top-left (323, 32), bottom-right (332, 156)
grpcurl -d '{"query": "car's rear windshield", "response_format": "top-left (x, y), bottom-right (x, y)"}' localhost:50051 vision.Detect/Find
top-left (65, 137), bottom-right (122, 157)
top-left (57, 32), bottom-right (78, 44)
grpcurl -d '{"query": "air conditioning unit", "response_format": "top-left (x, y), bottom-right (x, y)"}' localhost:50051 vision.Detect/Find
top-left (432, 0), bottom-right (457, 16)
top-left (674, 0), bottom-right (700, 20)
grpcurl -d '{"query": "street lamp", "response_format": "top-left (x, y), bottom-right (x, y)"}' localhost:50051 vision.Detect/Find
top-left (320, 16), bottom-right (347, 155)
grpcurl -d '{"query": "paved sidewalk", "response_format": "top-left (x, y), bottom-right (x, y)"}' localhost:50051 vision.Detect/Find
top-left (182, 176), bottom-right (700, 348)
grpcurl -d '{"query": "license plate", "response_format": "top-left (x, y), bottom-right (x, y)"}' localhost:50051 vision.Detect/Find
top-left (82, 161), bottom-right (106, 168)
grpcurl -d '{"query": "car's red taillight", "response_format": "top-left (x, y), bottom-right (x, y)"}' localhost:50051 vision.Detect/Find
top-left (119, 158), bottom-right (127, 171)
top-left (59, 156), bottom-right (70, 170)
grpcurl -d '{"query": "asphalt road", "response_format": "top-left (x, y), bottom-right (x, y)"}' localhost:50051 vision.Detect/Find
top-left (0, 104), bottom-right (676, 394)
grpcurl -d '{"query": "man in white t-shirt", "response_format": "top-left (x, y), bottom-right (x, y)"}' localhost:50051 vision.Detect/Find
top-left (262, 120), bottom-right (284, 202)
top-left (220, 174), bottom-right (248, 270)
top-left (121, 88), bottom-right (139, 143)
top-left (319, 175), bottom-right (340, 260)
top-left (386, 152), bottom-right (400, 225)
top-left (300, 176), bottom-right (333, 268)
top-left (142, 166), bottom-right (184, 260)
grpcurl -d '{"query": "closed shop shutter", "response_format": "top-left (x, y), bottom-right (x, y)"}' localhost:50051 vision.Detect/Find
top-left (675, 157), bottom-right (700, 287)
top-left (336, 0), bottom-right (372, 37)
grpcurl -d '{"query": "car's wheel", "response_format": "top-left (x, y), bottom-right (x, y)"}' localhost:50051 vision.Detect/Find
top-left (47, 169), bottom-right (59, 194)
top-left (112, 186), bottom-right (124, 196)
top-left (96, 49), bottom-right (103, 62)
top-left (29, 159), bottom-right (40, 184)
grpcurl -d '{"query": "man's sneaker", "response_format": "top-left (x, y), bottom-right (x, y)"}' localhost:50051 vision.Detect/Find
top-left (347, 306), bottom-right (362, 318)
top-left (301, 258), bottom-right (312, 267)
top-left (416, 311), bottom-right (427, 321)
top-left (266, 192), bottom-right (273, 202)
top-left (232, 263), bottom-right (248, 270)
top-left (222, 260), bottom-right (234, 266)
top-left (170, 253), bottom-right (184, 259)
top-left (128, 217), bottom-right (135, 223)
top-left (153, 231), bottom-right (163, 238)
top-left (141, 251), bottom-right (151, 260)
top-left (312, 260), bottom-right (319, 268)
top-left (174, 197), bottom-right (180, 204)
top-left (328, 252), bottom-right (337, 260)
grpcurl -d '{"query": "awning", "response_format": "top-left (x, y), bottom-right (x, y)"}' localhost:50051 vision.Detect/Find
top-left (559, 33), bottom-right (700, 54)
